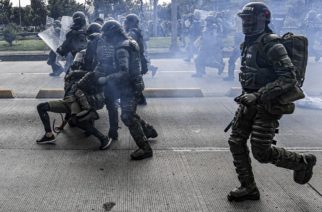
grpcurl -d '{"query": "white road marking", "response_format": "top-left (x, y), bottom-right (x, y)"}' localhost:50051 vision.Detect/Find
top-left (172, 147), bottom-right (322, 152)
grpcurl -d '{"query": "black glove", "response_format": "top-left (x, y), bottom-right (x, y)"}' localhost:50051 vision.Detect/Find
top-left (240, 93), bottom-right (259, 106)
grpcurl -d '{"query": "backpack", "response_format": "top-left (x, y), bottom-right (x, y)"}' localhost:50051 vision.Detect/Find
top-left (280, 32), bottom-right (308, 87)
top-left (257, 32), bottom-right (308, 87)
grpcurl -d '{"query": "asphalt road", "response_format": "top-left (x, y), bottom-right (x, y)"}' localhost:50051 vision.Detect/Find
top-left (0, 60), bottom-right (322, 211)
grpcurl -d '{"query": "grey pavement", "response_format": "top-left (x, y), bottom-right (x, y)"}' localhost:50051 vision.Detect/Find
top-left (0, 59), bottom-right (322, 211)
top-left (0, 97), bottom-right (322, 211)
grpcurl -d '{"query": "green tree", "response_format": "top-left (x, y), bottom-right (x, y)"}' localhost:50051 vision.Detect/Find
top-left (48, 0), bottom-right (84, 19)
top-left (3, 23), bottom-right (19, 46)
top-left (0, 0), bottom-right (12, 25)
top-left (31, 0), bottom-right (48, 26)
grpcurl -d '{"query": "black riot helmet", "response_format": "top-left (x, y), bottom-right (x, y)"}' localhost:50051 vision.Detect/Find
top-left (94, 17), bottom-right (104, 25)
top-left (238, 2), bottom-right (271, 36)
top-left (101, 20), bottom-right (126, 42)
top-left (72, 11), bottom-right (86, 28)
top-left (124, 14), bottom-right (140, 31)
top-left (86, 23), bottom-right (102, 36)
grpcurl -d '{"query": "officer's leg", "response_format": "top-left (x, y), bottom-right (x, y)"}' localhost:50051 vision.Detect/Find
top-left (192, 52), bottom-right (206, 77)
top-left (104, 89), bottom-right (119, 140)
top-left (133, 114), bottom-right (158, 139)
top-left (227, 105), bottom-right (260, 202)
top-left (120, 95), bottom-right (152, 160)
top-left (137, 92), bottom-right (147, 106)
top-left (250, 105), bottom-right (316, 185)
top-left (76, 120), bottom-right (111, 150)
top-left (225, 47), bottom-right (239, 81)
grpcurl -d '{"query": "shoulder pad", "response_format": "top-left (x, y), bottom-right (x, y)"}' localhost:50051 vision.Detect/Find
top-left (261, 33), bottom-right (280, 45)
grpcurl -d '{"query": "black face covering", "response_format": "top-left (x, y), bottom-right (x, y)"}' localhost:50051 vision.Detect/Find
top-left (240, 14), bottom-right (265, 36)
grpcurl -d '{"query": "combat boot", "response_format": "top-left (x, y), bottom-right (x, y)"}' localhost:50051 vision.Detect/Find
top-left (293, 154), bottom-right (317, 184)
top-left (227, 182), bottom-right (260, 202)
top-left (108, 129), bottom-right (119, 141)
top-left (143, 125), bottom-right (158, 139)
top-left (131, 137), bottom-right (153, 160)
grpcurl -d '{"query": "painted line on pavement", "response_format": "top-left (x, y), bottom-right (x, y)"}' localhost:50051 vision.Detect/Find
top-left (172, 147), bottom-right (322, 152)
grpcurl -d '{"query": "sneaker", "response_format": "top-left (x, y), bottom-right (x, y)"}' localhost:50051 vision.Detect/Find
top-left (99, 136), bottom-right (112, 150)
top-left (227, 183), bottom-right (260, 202)
top-left (294, 154), bottom-right (317, 184)
top-left (36, 134), bottom-right (56, 144)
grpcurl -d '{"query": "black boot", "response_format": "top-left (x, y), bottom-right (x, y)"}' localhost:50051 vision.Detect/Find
top-left (137, 94), bottom-right (147, 106)
top-left (143, 125), bottom-right (158, 139)
top-left (227, 182), bottom-right (260, 202)
top-left (108, 129), bottom-right (119, 141)
top-left (130, 137), bottom-right (153, 160)
top-left (293, 154), bottom-right (317, 184)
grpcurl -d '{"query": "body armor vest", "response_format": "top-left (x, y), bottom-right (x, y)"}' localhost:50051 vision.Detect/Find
top-left (239, 38), bottom-right (277, 92)
top-left (115, 39), bottom-right (142, 79)
top-left (96, 38), bottom-right (115, 76)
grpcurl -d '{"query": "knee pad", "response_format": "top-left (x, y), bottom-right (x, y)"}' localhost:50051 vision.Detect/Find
top-left (37, 102), bottom-right (50, 113)
top-left (250, 137), bottom-right (272, 163)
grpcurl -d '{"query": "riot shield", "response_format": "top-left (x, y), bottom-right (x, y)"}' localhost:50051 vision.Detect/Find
top-left (38, 26), bottom-right (61, 52)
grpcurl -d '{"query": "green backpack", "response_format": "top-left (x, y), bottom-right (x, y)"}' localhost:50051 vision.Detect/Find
top-left (280, 32), bottom-right (308, 87)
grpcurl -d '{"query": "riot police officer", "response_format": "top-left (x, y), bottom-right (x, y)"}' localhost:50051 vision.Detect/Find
top-left (226, 2), bottom-right (316, 202)
top-left (124, 14), bottom-right (149, 105)
top-left (98, 20), bottom-right (158, 160)
top-left (192, 15), bottom-right (225, 78)
top-left (48, 20), bottom-right (65, 77)
top-left (57, 11), bottom-right (87, 58)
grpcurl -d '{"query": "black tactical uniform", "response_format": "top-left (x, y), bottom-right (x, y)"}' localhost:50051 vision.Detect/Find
top-left (227, 2), bottom-right (317, 202)
top-left (125, 14), bottom-right (149, 105)
top-left (98, 20), bottom-right (158, 160)
top-left (57, 11), bottom-right (87, 58)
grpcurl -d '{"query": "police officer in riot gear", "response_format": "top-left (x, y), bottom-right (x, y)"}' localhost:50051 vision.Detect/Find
top-left (227, 2), bottom-right (316, 202)
top-left (124, 13), bottom-right (158, 105)
top-left (98, 20), bottom-right (158, 160)
top-left (48, 20), bottom-right (65, 77)
top-left (84, 22), bottom-right (102, 72)
top-left (192, 15), bottom-right (225, 78)
top-left (56, 11), bottom-right (87, 58)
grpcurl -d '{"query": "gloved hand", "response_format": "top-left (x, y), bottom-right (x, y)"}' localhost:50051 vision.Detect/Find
top-left (240, 93), bottom-right (259, 106)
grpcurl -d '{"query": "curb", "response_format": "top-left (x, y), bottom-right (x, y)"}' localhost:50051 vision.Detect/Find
top-left (226, 87), bottom-right (242, 97)
top-left (36, 89), bottom-right (64, 98)
top-left (36, 88), bottom-right (204, 99)
top-left (0, 89), bottom-right (15, 98)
